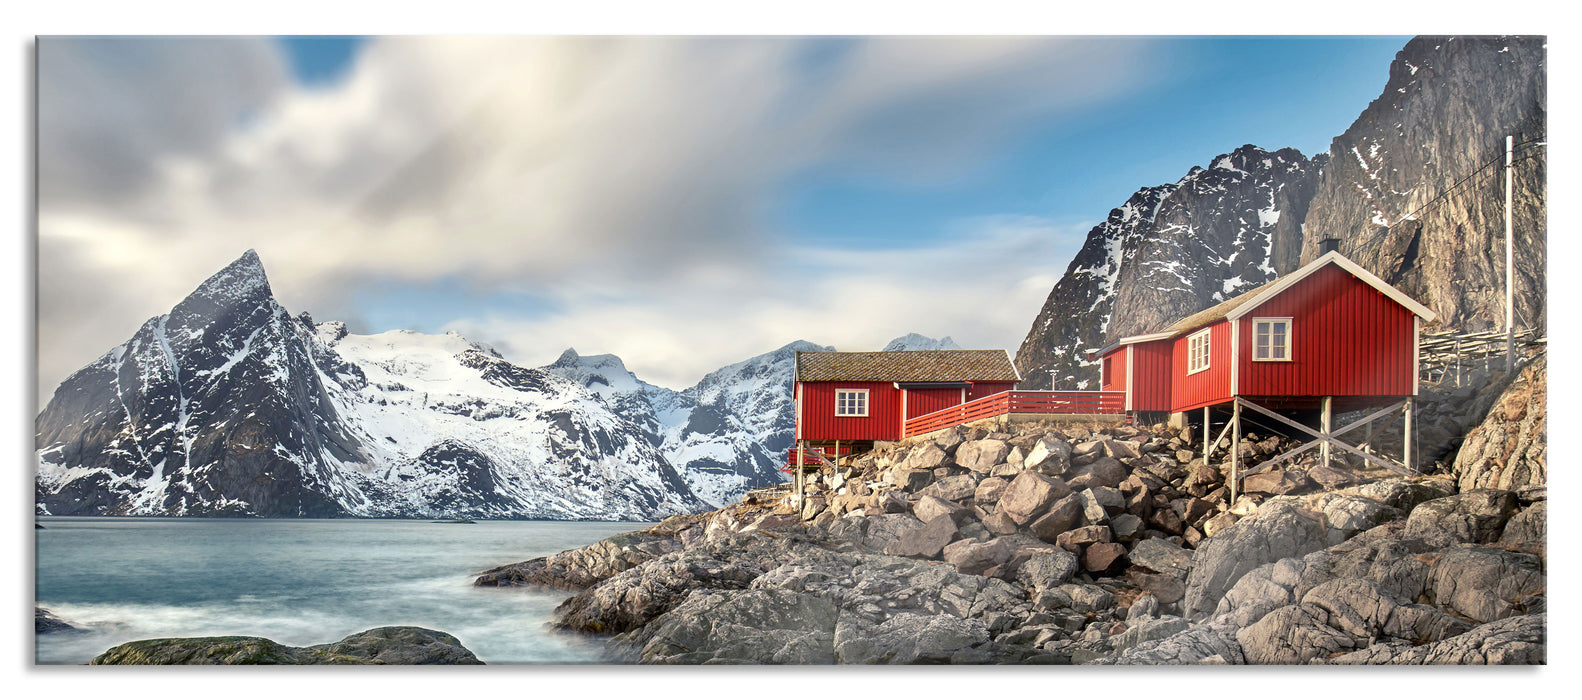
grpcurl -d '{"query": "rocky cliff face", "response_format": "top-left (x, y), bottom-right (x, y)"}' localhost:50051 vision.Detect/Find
top-left (36, 251), bottom-right (709, 519)
top-left (1017, 146), bottom-right (1321, 388)
top-left (1300, 36), bottom-right (1546, 334)
top-left (1017, 36), bottom-right (1545, 389)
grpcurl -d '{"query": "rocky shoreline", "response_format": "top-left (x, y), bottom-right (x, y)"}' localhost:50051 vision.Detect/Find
top-left (476, 355), bottom-right (1547, 665)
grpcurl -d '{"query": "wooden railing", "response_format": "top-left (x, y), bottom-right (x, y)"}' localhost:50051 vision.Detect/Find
top-left (901, 390), bottom-right (1125, 438)
top-left (783, 445), bottom-right (854, 470)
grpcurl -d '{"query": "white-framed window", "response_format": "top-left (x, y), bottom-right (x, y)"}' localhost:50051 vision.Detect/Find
top-left (835, 389), bottom-right (869, 417)
top-left (1253, 317), bottom-right (1293, 361)
top-left (1187, 328), bottom-right (1212, 375)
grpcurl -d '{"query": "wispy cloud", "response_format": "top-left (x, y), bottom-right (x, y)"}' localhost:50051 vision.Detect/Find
top-left (38, 36), bottom-right (1150, 405)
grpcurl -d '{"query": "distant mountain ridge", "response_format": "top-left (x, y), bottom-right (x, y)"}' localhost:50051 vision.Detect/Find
top-left (36, 251), bottom-right (707, 519)
top-left (1016, 36), bottom-right (1545, 389)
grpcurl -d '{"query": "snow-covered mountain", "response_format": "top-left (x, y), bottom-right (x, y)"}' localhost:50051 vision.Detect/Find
top-left (544, 341), bottom-right (832, 508)
top-left (882, 333), bottom-right (962, 352)
top-left (545, 333), bottom-right (967, 508)
top-left (35, 251), bottom-right (707, 519)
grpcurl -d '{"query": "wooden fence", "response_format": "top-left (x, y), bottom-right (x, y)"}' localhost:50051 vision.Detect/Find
top-left (901, 390), bottom-right (1125, 438)
top-left (1419, 327), bottom-right (1545, 386)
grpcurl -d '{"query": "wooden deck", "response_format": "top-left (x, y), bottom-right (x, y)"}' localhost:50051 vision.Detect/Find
top-left (901, 390), bottom-right (1125, 438)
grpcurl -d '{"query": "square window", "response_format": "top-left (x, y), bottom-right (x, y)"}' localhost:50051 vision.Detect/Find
top-left (1253, 318), bottom-right (1292, 361)
top-left (835, 389), bottom-right (868, 417)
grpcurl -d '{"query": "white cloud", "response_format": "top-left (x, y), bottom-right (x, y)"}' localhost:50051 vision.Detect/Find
top-left (38, 36), bottom-right (1150, 407)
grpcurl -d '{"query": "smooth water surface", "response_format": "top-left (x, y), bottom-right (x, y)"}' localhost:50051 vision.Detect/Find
top-left (35, 517), bottom-right (646, 665)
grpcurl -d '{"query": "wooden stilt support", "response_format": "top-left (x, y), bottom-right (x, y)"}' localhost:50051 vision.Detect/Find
top-left (795, 440), bottom-right (806, 506)
top-left (1404, 398), bottom-right (1415, 473)
top-left (1203, 406), bottom-right (1212, 460)
top-left (1230, 399), bottom-right (1241, 504)
top-left (1320, 396), bottom-right (1333, 469)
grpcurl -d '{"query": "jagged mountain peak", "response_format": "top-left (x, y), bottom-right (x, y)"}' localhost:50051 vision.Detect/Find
top-left (882, 333), bottom-right (963, 352)
top-left (184, 249), bottom-right (270, 305)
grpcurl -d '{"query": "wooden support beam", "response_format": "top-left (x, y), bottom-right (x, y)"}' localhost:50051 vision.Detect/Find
top-left (1203, 407), bottom-right (1212, 460)
top-left (1230, 400), bottom-right (1241, 504)
top-left (1404, 398), bottom-right (1415, 472)
top-left (1320, 396), bottom-right (1332, 469)
top-left (1233, 398), bottom-right (1417, 478)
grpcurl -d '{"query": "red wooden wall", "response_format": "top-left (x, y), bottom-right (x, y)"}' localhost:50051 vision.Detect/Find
top-left (905, 388), bottom-right (962, 419)
top-left (797, 381), bottom-right (903, 441)
top-left (1170, 320), bottom-right (1234, 412)
top-left (968, 382), bottom-right (1017, 400)
top-left (1100, 348), bottom-right (1128, 393)
top-left (1237, 264), bottom-right (1416, 398)
top-left (1130, 340), bottom-right (1174, 411)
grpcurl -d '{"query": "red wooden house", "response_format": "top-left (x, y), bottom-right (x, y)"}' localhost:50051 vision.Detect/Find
top-left (792, 349), bottom-right (1020, 455)
top-left (1094, 250), bottom-right (1437, 486)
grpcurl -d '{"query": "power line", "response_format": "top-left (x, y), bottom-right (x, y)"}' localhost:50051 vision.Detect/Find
top-left (1345, 135), bottom-right (1545, 253)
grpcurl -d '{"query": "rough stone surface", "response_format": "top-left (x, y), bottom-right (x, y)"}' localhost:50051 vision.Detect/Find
top-left (920, 474), bottom-right (979, 503)
top-left (886, 515), bottom-right (959, 559)
top-left (956, 439), bottom-right (1011, 474)
top-left (475, 531), bottom-right (681, 590)
top-left (1129, 538), bottom-right (1193, 578)
top-left (1016, 550), bottom-right (1080, 592)
top-left (1181, 500), bottom-right (1329, 620)
top-left (1453, 354), bottom-right (1546, 493)
top-left (999, 471), bottom-right (1070, 526)
top-left (1404, 490), bottom-right (1519, 545)
top-left (90, 627), bottom-right (483, 665)
top-left (914, 495), bottom-right (971, 525)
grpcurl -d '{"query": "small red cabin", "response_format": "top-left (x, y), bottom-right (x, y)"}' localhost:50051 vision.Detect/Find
top-left (1096, 250), bottom-right (1437, 418)
top-left (793, 349), bottom-right (1021, 453)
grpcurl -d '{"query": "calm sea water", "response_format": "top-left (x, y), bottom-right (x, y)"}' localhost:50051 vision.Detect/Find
top-left (34, 517), bottom-right (647, 665)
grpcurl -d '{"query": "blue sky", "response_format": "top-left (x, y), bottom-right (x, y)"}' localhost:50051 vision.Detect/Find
top-left (39, 35), bottom-right (1411, 403)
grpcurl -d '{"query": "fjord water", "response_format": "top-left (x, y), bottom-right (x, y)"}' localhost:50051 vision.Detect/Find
top-left (35, 517), bottom-right (644, 664)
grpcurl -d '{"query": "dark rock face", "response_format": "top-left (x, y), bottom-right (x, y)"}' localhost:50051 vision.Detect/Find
top-left (35, 607), bottom-right (81, 634)
top-left (1017, 37), bottom-right (1545, 389)
top-left (88, 626), bottom-right (483, 665)
top-left (1299, 37), bottom-right (1546, 336)
top-left (1017, 146), bottom-right (1321, 388)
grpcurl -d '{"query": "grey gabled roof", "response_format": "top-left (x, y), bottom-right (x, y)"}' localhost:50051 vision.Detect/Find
top-left (795, 349), bottom-right (1020, 383)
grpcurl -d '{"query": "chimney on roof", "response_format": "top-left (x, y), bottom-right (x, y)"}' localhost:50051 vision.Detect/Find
top-left (1319, 237), bottom-right (1342, 255)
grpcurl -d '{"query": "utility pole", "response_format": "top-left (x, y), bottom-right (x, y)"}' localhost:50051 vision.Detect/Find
top-left (1505, 134), bottom-right (1515, 371)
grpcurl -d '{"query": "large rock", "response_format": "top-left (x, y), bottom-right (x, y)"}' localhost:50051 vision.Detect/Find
top-left (1028, 494), bottom-right (1083, 542)
top-left (1241, 469), bottom-right (1312, 496)
top-left (36, 607), bottom-right (81, 634)
top-left (1066, 457), bottom-right (1126, 490)
top-left (886, 514), bottom-right (960, 559)
top-left (1452, 354), bottom-right (1546, 493)
top-left (913, 495), bottom-right (971, 524)
top-left (1023, 437), bottom-right (1072, 475)
top-left (90, 627), bottom-right (483, 665)
top-left (1426, 547), bottom-right (1545, 624)
top-left (999, 471), bottom-right (1071, 525)
top-left (920, 474), bottom-right (979, 503)
top-left (1128, 538), bottom-right (1193, 578)
top-left (1403, 490), bottom-right (1519, 545)
top-left (1015, 550), bottom-right (1079, 592)
top-left (903, 443), bottom-right (951, 471)
top-left (475, 530), bottom-right (681, 590)
top-left (942, 537), bottom-right (1013, 576)
top-left (1498, 502), bottom-right (1546, 552)
top-left (1181, 500), bottom-right (1329, 620)
top-left (614, 588), bottom-right (841, 664)
top-left (955, 439), bottom-right (1011, 473)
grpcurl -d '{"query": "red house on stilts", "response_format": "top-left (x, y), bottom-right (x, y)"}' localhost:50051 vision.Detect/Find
top-left (1094, 249), bottom-right (1437, 495)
